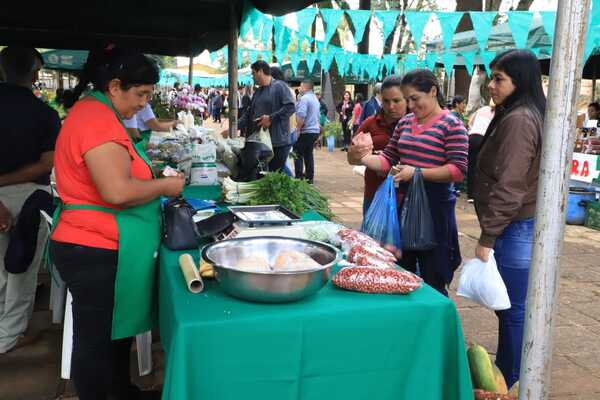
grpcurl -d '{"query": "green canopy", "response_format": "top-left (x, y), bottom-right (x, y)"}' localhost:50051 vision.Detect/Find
top-left (41, 50), bottom-right (89, 71)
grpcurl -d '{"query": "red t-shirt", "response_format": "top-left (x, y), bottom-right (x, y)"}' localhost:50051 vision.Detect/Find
top-left (357, 111), bottom-right (397, 201)
top-left (51, 98), bottom-right (153, 250)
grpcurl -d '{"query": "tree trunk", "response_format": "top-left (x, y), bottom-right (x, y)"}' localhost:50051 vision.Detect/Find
top-left (355, 0), bottom-right (371, 99)
top-left (515, 0), bottom-right (535, 11)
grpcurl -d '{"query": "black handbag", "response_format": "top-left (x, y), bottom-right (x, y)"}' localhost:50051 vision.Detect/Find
top-left (162, 197), bottom-right (200, 250)
top-left (400, 168), bottom-right (437, 251)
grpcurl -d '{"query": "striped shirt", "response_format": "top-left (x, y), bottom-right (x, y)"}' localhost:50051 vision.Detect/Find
top-left (380, 110), bottom-right (468, 181)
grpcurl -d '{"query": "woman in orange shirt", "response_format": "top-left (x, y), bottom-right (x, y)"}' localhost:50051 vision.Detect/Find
top-left (49, 47), bottom-right (184, 399)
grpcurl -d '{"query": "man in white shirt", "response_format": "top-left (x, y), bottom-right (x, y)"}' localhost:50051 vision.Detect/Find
top-left (123, 103), bottom-right (176, 140)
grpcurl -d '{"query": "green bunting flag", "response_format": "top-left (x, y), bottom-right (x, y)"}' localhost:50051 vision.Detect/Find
top-left (320, 50), bottom-right (336, 72)
top-left (383, 54), bottom-right (397, 74)
top-left (290, 52), bottom-right (301, 75)
top-left (425, 52), bottom-right (438, 71)
top-left (346, 10), bottom-right (371, 44)
top-left (248, 50), bottom-right (258, 65)
top-left (209, 51), bottom-right (217, 65)
top-left (251, 10), bottom-right (264, 39)
top-left (305, 52), bottom-right (318, 73)
top-left (539, 11), bottom-right (556, 43)
top-left (507, 11), bottom-right (534, 49)
top-left (480, 50), bottom-right (496, 76)
top-left (295, 8), bottom-right (318, 36)
top-left (334, 49), bottom-right (350, 76)
top-left (461, 50), bottom-right (476, 76)
top-left (237, 48), bottom-right (244, 68)
top-left (320, 8), bottom-right (345, 45)
top-left (437, 12), bottom-right (463, 50)
top-left (261, 18), bottom-right (273, 43)
top-left (375, 10), bottom-right (400, 43)
top-left (442, 51), bottom-right (457, 77)
top-left (405, 54), bottom-right (418, 72)
top-left (405, 11), bottom-right (432, 51)
top-left (469, 11), bottom-right (497, 52)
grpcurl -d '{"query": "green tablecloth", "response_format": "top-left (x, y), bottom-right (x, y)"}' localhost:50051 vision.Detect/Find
top-left (158, 185), bottom-right (472, 399)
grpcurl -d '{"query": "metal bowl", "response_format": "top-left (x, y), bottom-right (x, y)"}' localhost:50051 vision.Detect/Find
top-left (201, 237), bottom-right (340, 303)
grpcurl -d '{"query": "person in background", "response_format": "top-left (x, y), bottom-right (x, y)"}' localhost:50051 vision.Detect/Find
top-left (123, 102), bottom-right (176, 147)
top-left (348, 75), bottom-right (408, 216)
top-left (466, 101), bottom-right (495, 202)
top-left (0, 46), bottom-right (61, 354)
top-left (293, 80), bottom-right (321, 183)
top-left (351, 93), bottom-right (364, 135)
top-left (50, 88), bottom-right (68, 119)
top-left (348, 69), bottom-right (468, 296)
top-left (587, 101), bottom-right (600, 124)
top-left (49, 46), bottom-right (184, 399)
top-left (449, 95), bottom-right (468, 127)
top-left (211, 90), bottom-right (223, 123)
top-left (472, 49), bottom-right (546, 390)
top-left (358, 82), bottom-right (382, 125)
top-left (227, 61), bottom-right (295, 173)
top-left (337, 91), bottom-right (354, 152)
top-left (168, 82), bottom-right (180, 102)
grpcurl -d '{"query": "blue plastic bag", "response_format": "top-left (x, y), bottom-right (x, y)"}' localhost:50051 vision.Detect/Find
top-left (360, 175), bottom-right (402, 249)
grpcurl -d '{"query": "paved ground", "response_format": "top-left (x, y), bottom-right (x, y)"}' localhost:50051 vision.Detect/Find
top-left (1, 127), bottom-right (599, 399)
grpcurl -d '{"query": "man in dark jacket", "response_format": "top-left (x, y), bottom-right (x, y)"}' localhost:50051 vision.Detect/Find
top-left (358, 82), bottom-right (382, 125)
top-left (224, 61), bottom-right (295, 173)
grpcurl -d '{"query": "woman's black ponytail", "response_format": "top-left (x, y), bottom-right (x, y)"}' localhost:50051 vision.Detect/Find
top-left (63, 45), bottom-right (159, 109)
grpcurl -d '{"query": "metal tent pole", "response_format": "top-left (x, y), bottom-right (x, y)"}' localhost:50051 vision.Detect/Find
top-left (188, 51), bottom-right (193, 85)
top-left (519, 1), bottom-right (591, 399)
top-left (228, 1), bottom-right (239, 137)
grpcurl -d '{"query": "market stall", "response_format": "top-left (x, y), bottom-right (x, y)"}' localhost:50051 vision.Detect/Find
top-left (155, 185), bottom-right (473, 400)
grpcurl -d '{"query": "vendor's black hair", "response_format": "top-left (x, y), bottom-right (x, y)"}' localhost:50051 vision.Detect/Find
top-left (490, 49), bottom-right (546, 118)
top-left (0, 46), bottom-right (39, 83)
top-left (66, 45), bottom-right (159, 109)
top-left (401, 69), bottom-right (445, 108)
top-left (251, 60), bottom-right (271, 76)
top-left (589, 102), bottom-right (600, 112)
top-left (381, 74), bottom-right (403, 92)
top-left (354, 93), bottom-right (364, 103)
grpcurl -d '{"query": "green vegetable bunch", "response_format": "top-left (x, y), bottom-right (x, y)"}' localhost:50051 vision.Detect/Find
top-left (223, 173), bottom-right (333, 219)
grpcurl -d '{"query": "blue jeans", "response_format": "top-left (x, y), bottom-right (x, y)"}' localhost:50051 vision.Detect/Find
top-left (493, 218), bottom-right (534, 388)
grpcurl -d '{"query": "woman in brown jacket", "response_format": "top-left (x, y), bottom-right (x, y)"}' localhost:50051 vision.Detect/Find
top-left (472, 49), bottom-right (545, 389)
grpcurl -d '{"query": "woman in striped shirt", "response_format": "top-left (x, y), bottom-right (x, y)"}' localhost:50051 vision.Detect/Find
top-left (349, 69), bottom-right (468, 295)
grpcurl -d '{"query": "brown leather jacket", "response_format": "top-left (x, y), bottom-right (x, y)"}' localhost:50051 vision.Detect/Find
top-left (473, 105), bottom-right (543, 247)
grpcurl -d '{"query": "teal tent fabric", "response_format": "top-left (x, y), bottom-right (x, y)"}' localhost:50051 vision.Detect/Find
top-left (405, 11), bottom-right (432, 51)
top-left (237, 48), bottom-right (244, 68)
top-left (261, 18), bottom-right (273, 44)
top-left (251, 10), bottom-right (264, 40)
top-left (346, 9), bottom-right (371, 45)
top-left (261, 50), bottom-right (272, 61)
top-left (507, 11), bottom-right (534, 49)
top-left (437, 12), bottom-right (463, 50)
top-left (375, 10), bottom-right (400, 44)
top-left (209, 51), bottom-right (217, 65)
top-left (480, 50), bottom-right (496, 76)
top-left (539, 11), bottom-right (556, 43)
top-left (425, 52), bottom-right (438, 71)
top-left (469, 11), bottom-right (497, 51)
top-left (305, 52), bottom-right (318, 73)
top-left (320, 8), bottom-right (345, 45)
top-left (531, 47), bottom-right (542, 59)
top-left (442, 51), bottom-right (457, 77)
top-left (296, 7), bottom-right (318, 36)
top-left (461, 50), bottom-right (476, 75)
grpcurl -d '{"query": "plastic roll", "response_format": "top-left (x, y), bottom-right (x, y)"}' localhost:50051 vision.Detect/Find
top-left (178, 254), bottom-right (204, 293)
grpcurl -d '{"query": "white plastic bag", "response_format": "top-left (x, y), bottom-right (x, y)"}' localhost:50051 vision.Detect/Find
top-left (456, 251), bottom-right (511, 310)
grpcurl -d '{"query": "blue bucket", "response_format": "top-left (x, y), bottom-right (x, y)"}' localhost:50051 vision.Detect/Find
top-left (566, 188), bottom-right (597, 225)
top-left (326, 136), bottom-right (335, 152)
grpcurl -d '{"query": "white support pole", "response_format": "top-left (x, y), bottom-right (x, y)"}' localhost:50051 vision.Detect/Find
top-left (519, 1), bottom-right (591, 399)
top-left (228, 2), bottom-right (239, 137)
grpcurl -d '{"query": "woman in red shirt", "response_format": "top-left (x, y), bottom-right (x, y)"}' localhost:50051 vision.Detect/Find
top-left (351, 93), bottom-right (364, 135)
top-left (49, 47), bottom-right (184, 399)
top-left (349, 75), bottom-right (408, 215)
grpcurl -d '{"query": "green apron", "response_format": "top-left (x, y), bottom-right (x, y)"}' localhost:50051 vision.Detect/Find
top-left (135, 129), bottom-right (152, 154)
top-left (51, 91), bottom-right (162, 339)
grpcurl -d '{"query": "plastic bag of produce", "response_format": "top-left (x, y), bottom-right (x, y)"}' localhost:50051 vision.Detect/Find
top-left (360, 176), bottom-right (402, 249)
top-left (400, 168), bottom-right (437, 251)
top-left (457, 251), bottom-right (511, 310)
